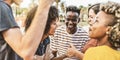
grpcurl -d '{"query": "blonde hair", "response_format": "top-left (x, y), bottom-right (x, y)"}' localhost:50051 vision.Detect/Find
top-left (100, 1), bottom-right (120, 49)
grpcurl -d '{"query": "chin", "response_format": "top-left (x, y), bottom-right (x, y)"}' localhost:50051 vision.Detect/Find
top-left (68, 27), bottom-right (74, 29)
top-left (89, 34), bottom-right (95, 38)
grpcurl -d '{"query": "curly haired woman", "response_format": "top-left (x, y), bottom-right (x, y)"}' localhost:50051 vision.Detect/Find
top-left (83, 1), bottom-right (120, 60)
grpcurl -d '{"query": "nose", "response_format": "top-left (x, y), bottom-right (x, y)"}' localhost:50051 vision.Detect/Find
top-left (89, 23), bottom-right (93, 26)
top-left (56, 24), bottom-right (58, 28)
top-left (68, 20), bottom-right (73, 24)
top-left (89, 26), bottom-right (93, 32)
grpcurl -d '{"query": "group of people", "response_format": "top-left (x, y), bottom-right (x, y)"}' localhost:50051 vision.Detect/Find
top-left (0, 0), bottom-right (120, 60)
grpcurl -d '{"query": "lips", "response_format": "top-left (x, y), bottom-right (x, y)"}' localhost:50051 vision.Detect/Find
top-left (68, 25), bottom-right (74, 28)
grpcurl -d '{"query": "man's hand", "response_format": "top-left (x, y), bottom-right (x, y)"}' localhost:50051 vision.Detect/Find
top-left (52, 50), bottom-right (57, 57)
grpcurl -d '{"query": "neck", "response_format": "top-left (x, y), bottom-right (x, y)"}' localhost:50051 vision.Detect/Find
top-left (97, 35), bottom-right (111, 47)
top-left (4, 0), bottom-right (12, 5)
top-left (66, 27), bottom-right (77, 34)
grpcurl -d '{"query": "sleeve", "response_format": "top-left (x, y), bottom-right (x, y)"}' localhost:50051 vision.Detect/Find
top-left (0, 4), bottom-right (19, 32)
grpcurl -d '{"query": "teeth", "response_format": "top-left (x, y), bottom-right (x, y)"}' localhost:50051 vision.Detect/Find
top-left (68, 25), bottom-right (73, 28)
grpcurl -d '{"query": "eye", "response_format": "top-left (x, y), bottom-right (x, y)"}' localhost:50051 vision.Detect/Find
top-left (95, 19), bottom-right (98, 23)
top-left (89, 15), bottom-right (94, 19)
top-left (52, 22), bottom-right (57, 25)
top-left (92, 17), bottom-right (99, 24)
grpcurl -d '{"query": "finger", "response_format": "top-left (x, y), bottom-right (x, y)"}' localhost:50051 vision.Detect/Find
top-left (69, 43), bottom-right (75, 48)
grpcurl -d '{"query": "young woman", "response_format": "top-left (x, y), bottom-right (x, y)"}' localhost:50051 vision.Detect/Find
top-left (82, 3), bottom-right (100, 53)
top-left (16, 6), bottom-right (59, 60)
top-left (83, 1), bottom-right (120, 60)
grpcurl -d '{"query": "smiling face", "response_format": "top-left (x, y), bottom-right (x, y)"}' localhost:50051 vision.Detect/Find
top-left (89, 11), bottom-right (109, 38)
top-left (65, 11), bottom-right (79, 32)
top-left (88, 9), bottom-right (97, 25)
top-left (48, 18), bottom-right (58, 35)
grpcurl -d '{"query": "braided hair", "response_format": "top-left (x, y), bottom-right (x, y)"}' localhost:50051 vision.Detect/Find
top-left (100, 1), bottom-right (120, 49)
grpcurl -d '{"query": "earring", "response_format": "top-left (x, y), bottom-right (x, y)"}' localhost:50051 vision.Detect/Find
top-left (106, 31), bottom-right (109, 35)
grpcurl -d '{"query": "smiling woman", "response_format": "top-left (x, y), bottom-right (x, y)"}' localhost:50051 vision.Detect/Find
top-left (83, 1), bottom-right (120, 60)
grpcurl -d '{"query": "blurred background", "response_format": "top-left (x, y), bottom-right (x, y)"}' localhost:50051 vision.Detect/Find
top-left (11, 0), bottom-right (120, 31)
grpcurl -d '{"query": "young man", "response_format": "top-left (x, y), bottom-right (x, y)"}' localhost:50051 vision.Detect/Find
top-left (0, 0), bottom-right (54, 60)
top-left (51, 6), bottom-right (89, 60)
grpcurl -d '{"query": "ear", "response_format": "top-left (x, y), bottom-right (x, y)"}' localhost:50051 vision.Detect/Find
top-left (77, 18), bottom-right (80, 23)
top-left (106, 26), bottom-right (111, 33)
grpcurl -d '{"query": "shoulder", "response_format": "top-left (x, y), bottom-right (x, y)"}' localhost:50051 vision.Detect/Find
top-left (86, 46), bottom-right (105, 52)
top-left (84, 46), bottom-right (104, 60)
top-left (55, 25), bottom-right (66, 33)
top-left (77, 26), bottom-right (87, 32)
top-left (76, 26), bottom-right (88, 36)
top-left (85, 46), bottom-right (110, 55)
top-left (0, 1), bottom-right (12, 15)
top-left (0, 1), bottom-right (10, 10)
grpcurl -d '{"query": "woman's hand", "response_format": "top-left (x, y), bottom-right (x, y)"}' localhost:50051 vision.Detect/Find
top-left (66, 43), bottom-right (78, 57)
top-left (66, 43), bottom-right (84, 60)
top-left (33, 55), bottom-right (44, 60)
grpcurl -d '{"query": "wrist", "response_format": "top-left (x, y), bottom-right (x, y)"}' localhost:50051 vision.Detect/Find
top-left (62, 54), bottom-right (68, 59)
top-left (74, 50), bottom-right (79, 57)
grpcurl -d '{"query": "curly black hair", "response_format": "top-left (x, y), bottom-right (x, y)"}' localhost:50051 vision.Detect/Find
top-left (25, 6), bottom-right (58, 35)
top-left (66, 5), bottom-right (80, 15)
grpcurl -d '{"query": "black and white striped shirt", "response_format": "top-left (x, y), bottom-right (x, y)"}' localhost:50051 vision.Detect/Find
top-left (51, 25), bottom-right (89, 60)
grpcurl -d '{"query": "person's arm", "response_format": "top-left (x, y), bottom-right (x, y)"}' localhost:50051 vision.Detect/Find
top-left (74, 50), bottom-right (84, 60)
top-left (2, 0), bottom-right (54, 60)
top-left (66, 43), bottom-right (84, 60)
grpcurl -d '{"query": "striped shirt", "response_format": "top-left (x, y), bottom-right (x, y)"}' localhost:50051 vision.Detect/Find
top-left (50, 25), bottom-right (89, 60)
